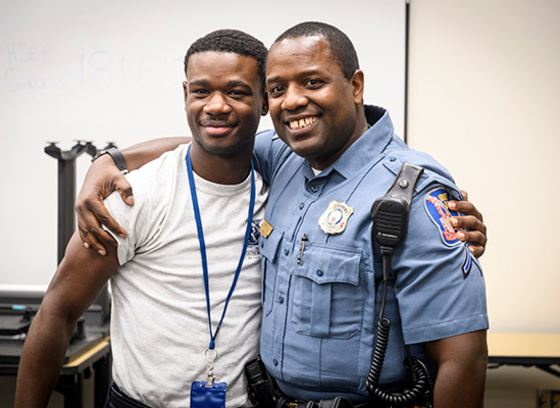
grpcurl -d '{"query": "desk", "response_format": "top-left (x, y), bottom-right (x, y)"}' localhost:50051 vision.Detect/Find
top-left (56, 336), bottom-right (111, 408)
top-left (0, 333), bottom-right (111, 408)
top-left (488, 333), bottom-right (560, 379)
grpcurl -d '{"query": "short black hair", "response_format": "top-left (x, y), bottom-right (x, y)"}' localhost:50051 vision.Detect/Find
top-left (273, 22), bottom-right (359, 80)
top-left (184, 29), bottom-right (268, 90)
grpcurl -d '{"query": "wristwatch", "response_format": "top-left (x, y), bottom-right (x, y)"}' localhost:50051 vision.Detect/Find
top-left (91, 147), bottom-right (128, 174)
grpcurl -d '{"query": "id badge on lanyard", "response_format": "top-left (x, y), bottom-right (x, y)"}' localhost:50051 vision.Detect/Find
top-left (190, 349), bottom-right (226, 408)
top-left (186, 146), bottom-right (255, 408)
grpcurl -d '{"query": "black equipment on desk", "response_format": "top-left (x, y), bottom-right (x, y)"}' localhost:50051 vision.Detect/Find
top-left (0, 305), bottom-right (32, 336)
top-left (0, 286), bottom-right (107, 344)
top-left (0, 288), bottom-right (111, 408)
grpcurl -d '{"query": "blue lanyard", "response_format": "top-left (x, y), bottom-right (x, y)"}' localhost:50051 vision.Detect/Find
top-left (186, 145), bottom-right (256, 351)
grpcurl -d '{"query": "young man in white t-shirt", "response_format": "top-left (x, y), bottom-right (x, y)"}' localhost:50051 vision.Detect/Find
top-left (15, 29), bottom-right (270, 408)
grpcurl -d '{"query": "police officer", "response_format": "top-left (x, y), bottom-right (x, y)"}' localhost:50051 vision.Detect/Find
top-left (254, 22), bottom-right (488, 408)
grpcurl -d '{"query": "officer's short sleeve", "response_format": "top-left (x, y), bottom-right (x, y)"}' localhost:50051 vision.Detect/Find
top-left (392, 182), bottom-right (489, 344)
top-left (253, 130), bottom-right (292, 185)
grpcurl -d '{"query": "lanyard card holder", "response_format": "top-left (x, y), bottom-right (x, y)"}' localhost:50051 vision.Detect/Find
top-left (191, 380), bottom-right (227, 408)
top-left (191, 352), bottom-right (226, 408)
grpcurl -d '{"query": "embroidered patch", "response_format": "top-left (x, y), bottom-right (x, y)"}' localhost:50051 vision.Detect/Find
top-left (319, 201), bottom-right (354, 235)
top-left (424, 187), bottom-right (463, 247)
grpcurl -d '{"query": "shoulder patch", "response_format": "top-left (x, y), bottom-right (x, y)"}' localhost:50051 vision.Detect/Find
top-left (424, 187), bottom-right (462, 247)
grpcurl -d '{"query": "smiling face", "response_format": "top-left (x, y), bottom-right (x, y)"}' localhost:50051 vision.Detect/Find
top-left (184, 51), bottom-right (267, 158)
top-left (266, 35), bottom-right (365, 170)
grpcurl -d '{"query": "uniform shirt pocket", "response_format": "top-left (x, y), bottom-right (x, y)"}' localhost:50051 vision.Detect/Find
top-left (290, 244), bottom-right (363, 339)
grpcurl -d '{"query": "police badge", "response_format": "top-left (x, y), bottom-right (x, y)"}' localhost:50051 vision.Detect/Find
top-left (319, 201), bottom-right (354, 234)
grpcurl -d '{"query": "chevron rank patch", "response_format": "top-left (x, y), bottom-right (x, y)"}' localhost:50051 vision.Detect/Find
top-left (424, 187), bottom-right (463, 247)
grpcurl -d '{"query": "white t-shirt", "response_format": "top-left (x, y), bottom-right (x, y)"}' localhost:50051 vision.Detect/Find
top-left (104, 143), bottom-right (268, 407)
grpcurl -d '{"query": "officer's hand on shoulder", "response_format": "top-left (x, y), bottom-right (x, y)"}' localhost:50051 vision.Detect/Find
top-left (76, 154), bottom-right (133, 256)
top-left (448, 190), bottom-right (487, 258)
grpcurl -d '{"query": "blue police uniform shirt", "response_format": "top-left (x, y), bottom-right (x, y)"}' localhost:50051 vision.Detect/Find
top-left (252, 105), bottom-right (488, 403)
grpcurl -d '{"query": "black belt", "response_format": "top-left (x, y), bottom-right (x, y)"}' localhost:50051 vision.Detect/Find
top-left (107, 384), bottom-right (152, 408)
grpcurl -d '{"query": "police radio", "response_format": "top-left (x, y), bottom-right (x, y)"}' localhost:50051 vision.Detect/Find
top-left (367, 162), bottom-right (434, 408)
top-left (371, 196), bottom-right (410, 249)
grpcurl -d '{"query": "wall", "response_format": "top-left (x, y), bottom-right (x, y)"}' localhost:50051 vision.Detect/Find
top-left (407, 0), bottom-right (560, 406)
top-left (0, 0), bottom-right (406, 287)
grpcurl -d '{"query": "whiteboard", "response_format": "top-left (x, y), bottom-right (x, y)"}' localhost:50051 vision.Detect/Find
top-left (0, 0), bottom-right (406, 285)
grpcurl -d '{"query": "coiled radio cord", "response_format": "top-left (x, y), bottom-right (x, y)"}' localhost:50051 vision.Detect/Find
top-left (365, 249), bottom-right (434, 408)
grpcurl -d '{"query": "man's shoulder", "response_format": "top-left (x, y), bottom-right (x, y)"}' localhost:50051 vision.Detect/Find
top-left (107, 144), bottom-right (188, 213)
top-left (378, 148), bottom-right (459, 195)
top-left (253, 130), bottom-right (295, 183)
top-left (127, 144), bottom-right (187, 185)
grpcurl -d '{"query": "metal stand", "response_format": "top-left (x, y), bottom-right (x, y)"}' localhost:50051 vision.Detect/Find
top-left (45, 141), bottom-right (114, 264)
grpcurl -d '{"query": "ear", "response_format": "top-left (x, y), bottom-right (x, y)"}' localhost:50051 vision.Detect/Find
top-left (350, 70), bottom-right (365, 105)
top-left (182, 81), bottom-right (188, 111)
top-left (261, 90), bottom-right (269, 116)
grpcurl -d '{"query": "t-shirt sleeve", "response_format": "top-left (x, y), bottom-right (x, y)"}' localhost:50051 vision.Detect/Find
top-left (391, 182), bottom-right (489, 344)
top-left (103, 174), bottom-right (152, 266)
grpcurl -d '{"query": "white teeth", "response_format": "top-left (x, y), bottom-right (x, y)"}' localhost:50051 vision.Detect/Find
top-left (289, 116), bottom-right (317, 130)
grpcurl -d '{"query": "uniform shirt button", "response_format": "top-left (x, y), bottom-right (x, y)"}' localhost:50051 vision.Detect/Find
top-left (260, 242), bottom-right (264, 248)
top-left (311, 186), bottom-right (318, 193)
top-left (389, 156), bottom-right (397, 162)
top-left (316, 269), bottom-right (323, 277)
top-left (284, 249), bottom-right (289, 256)
top-left (299, 202), bottom-right (304, 210)
top-left (278, 296), bottom-right (284, 304)
top-left (273, 359), bottom-right (278, 366)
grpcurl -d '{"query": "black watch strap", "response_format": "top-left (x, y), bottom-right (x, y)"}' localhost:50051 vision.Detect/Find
top-left (92, 147), bottom-right (128, 174)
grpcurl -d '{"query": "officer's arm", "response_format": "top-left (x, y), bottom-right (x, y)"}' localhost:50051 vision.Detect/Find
top-left (425, 329), bottom-right (488, 408)
top-left (14, 232), bottom-right (119, 408)
top-left (76, 136), bottom-right (189, 255)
